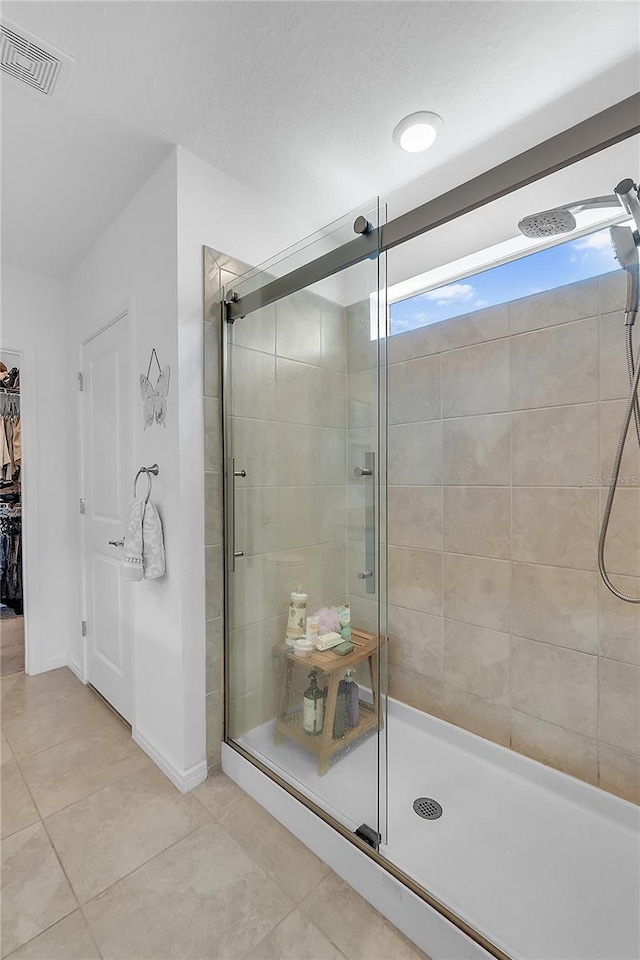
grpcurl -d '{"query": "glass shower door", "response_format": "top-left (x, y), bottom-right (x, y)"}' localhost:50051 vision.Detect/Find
top-left (223, 204), bottom-right (388, 843)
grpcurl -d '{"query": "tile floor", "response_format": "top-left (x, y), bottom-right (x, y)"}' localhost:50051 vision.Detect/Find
top-left (0, 613), bottom-right (24, 678)
top-left (1, 667), bottom-right (428, 960)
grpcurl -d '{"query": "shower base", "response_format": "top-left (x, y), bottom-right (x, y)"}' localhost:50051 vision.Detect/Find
top-left (228, 698), bottom-right (639, 960)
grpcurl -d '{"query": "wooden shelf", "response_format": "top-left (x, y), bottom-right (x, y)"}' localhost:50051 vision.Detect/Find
top-left (274, 627), bottom-right (385, 775)
top-left (276, 703), bottom-right (378, 759)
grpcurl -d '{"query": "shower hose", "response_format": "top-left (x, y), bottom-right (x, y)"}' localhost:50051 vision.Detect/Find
top-left (598, 317), bottom-right (640, 603)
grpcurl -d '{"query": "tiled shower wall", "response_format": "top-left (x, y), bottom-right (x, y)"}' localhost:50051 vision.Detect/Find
top-left (203, 249), bottom-right (349, 766)
top-left (347, 269), bottom-right (639, 803)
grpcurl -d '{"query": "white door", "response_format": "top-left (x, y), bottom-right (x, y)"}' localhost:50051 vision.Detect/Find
top-left (81, 315), bottom-right (132, 721)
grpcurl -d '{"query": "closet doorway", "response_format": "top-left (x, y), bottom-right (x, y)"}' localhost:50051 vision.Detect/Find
top-left (80, 315), bottom-right (133, 721)
top-left (0, 350), bottom-right (23, 677)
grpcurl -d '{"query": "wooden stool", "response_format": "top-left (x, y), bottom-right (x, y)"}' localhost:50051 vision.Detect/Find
top-left (274, 629), bottom-right (385, 775)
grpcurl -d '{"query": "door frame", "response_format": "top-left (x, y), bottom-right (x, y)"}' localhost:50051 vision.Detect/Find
top-left (1, 344), bottom-right (40, 674)
top-left (78, 304), bottom-right (134, 718)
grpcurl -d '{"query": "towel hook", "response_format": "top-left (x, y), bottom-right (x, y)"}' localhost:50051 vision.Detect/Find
top-left (133, 464), bottom-right (159, 503)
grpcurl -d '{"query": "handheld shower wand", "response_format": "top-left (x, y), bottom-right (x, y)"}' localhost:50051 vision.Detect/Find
top-left (598, 219), bottom-right (640, 604)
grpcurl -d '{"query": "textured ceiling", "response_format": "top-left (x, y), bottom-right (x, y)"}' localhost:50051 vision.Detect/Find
top-left (1, 1), bottom-right (639, 277)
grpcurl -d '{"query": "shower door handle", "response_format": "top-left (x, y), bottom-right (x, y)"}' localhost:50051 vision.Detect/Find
top-left (354, 452), bottom-right (376, 595)
top-left (227, 458), bottom-right (246, 573)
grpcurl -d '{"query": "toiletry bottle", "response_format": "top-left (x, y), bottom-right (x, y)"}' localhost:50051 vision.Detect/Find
top-left (345, 669), bottom-right (359, 728)
top-left (303, 671), bottom-right (324, 735)
top-left (333, 676), bottom-right (349, 739)
top-left (285, 585), bottom-right (308, 647)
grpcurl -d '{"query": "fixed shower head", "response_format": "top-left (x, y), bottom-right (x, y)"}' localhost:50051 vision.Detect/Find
top-left (517, 207), bottom-right (577, 238)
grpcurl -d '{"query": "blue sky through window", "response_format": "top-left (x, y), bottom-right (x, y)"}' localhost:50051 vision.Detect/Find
top-left (389, 227), bottom-right (619, 336)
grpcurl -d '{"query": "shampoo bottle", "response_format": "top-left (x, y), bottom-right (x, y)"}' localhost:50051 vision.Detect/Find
top-left (344, 669), bottom-right (359, 728)
top-left (303, 671), bottom-right (324, 735)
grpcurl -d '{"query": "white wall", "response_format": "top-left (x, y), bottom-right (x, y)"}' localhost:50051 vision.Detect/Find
top-left (62, 145), bottom-right (312, 788)
top-left (0, 265), bottom-right (72, 673)
top-left (66, 151), bottom-right (196, 785)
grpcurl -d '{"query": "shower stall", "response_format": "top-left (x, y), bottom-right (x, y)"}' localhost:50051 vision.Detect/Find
top-left (205, 96), bottom-right (640, 960)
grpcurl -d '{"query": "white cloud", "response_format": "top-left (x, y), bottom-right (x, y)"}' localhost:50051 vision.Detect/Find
top-left (421, 282), bottom-right (476, 307)
top-left (573, 230), bottom-right (612, 253)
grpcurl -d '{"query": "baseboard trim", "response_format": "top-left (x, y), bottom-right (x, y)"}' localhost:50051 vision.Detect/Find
top-left (133, 727), bottom-right (207, 793)
top-left (65, 656), bottom-right (85, 683)
top-left (37, 654), bottom-right (68, 673)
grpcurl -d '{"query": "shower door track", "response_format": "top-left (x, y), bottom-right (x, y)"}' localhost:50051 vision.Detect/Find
top-left (226, 92), bottom-right (640, 322)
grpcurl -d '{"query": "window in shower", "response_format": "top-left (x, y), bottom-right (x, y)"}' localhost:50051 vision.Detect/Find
top-left (388, 223), bottom-right (620, 336)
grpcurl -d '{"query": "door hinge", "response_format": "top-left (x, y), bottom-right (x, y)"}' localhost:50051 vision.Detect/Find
top-left (79, 498), bottom-right (86, 515)
top-left (77, 372), bottom-right (84, 392)
top-left (81, 620), bottom-right (87, 638)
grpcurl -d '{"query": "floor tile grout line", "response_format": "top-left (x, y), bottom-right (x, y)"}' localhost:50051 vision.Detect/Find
top-left (10, 748), bottom-right (105, 960)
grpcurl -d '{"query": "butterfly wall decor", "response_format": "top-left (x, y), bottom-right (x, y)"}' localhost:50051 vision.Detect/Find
top-left (140, 348), bottom-right (170, 429)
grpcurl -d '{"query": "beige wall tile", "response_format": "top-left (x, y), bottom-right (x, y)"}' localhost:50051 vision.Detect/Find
top-left (388, 663), bottom-right (443, 719)
top-left (599, 658), bottom-right (640, 755)
top-left (233, 345), bottom-right (276, 420)
top-left (231, 553), bottom-right (278, 628)
top-left (512, 636), bottom-right (597, 737)
top-left (389, 421), bottom-right (442, 485)
top-left (204, 397), bottom-right (221, 473)
top-left (277, 358), bottom-right (345, 430)
top-left (388, 485), bottom-right (442, 551)
top-left (599, 487), bottom-right (640, 577)
top-left (512, 563), bottom-right (598, 654)
top-left (512, 487), bottom-right (599, 569)
top-left (388, 605), bottom-right (443, 680)
top-left (509, 278), bottom-right (598, 336)
top-left (203, 318), bottom-right (219, 399)
top-left (388, 304), bottom-right (509, 364)
top-left (599, 399), bottom-right (640, 489)
top-left (206, 618), bottom-right (223, 695)
top-left (443, 619), bottom-right (510, 704)
top-left (388, 355), bottom-right (441, 424)
top-left (511, 712), bottom-right (597, 785)
top-left (204, 472), bottom-right (222, 547)
top-left (442, 686), bottom-right (511, 746)
top-left (233, 417), bottom-right (278, 487)
top-left (442, 339), bottom-right (510, 418)
top-left (443, 553), bottom-right (511, 632)
top-left (598, 743), bottom-right (640, 804)
top-left (444, 486), bottom-right (511, 560)
top-left (346, 300), bottom-right (376, 373)
top-left (233, 304), bottom-right (276, 354)
top-left (276, 292), bottom-right (322, 364)
top-left (599, 576), bottom-right (640, 665)
top-left (388, 546), bottom-right (442, 616)
top-left (205, 545), bottom-right (223, 619)
top-left (512, 404), bottom-right (598, 486)
top-left (348, 368), bottom-right (377, 428)
top-left (600, 270), bottom-right (627, 315)
top-left (443, 413), bottom-right (510, 486)
top-left (599, 312), bottom-right (630, 400)
top-left (321, 302), bottom-right (347, 374)
top-left (511, 317), bottom-right (598, 410)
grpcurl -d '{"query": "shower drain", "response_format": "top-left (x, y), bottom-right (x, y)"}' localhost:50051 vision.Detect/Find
top-left (413, 797), bottom-right (443, 820)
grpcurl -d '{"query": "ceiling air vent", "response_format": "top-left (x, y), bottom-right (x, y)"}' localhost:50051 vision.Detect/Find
top-left (1, 20), bottom-right (72, 98)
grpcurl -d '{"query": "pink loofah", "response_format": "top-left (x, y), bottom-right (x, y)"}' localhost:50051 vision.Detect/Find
top-left (316, 606), bottom-right (341, 635)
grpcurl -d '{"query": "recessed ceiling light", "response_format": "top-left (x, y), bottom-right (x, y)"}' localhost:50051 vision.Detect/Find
top-left (393, 111), bottom-right (443, 153)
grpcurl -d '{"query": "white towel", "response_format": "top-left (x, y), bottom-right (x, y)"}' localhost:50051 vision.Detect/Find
top-left (122, 497), bottom-right (166, 581)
